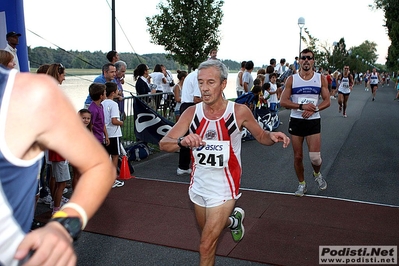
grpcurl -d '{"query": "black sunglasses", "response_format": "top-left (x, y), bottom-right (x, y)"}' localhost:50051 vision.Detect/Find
top-left (58, 63), bottom-right (65, 74)
top-left (300, 56), bottom-right (314, 60)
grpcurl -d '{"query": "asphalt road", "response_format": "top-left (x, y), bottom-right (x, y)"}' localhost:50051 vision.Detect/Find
top-left (38, 82), bottom-right (398, 265)
top-left (132, 82), bottom-right (399, 207)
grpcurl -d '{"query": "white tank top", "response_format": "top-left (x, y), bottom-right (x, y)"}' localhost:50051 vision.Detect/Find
top-left (370, 72), bottom-right (379, 84)
top-left (189, 101), bottom-right (242, 200)
top-left (338, 75), bottom-right (351, 94)
top-left (290, 72), bottom-right (321, 120)
top-left (236, 70), bottom-right (244, 91)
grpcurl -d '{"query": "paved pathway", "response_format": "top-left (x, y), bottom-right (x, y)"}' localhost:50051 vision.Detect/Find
top-left (37, 83), bottom-right (399, 265)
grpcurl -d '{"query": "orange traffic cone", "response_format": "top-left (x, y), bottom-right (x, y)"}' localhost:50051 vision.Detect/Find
top-left (119, 155), bottom-right (134, 180)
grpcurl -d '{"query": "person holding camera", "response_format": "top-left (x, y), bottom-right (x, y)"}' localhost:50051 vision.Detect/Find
top-left (161, 64), bottom-right (175, 91)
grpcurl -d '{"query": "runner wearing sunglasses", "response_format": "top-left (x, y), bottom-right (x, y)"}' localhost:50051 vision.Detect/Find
top-left (280, 48), bottom-right (331, 197)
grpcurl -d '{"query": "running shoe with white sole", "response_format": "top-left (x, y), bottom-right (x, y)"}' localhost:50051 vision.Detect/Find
top-left (230, 207), bottom-right (245, 242)
top-left (177, 168), bottom-right (192, 176)
top-left (50, 196), bottom-right (69, 209)
top-left (314, 173), bottom-right (327, 190)
top-left (295, 183), bottom-right (307, 197)
top-left (37, 195), bottom-right (52, 205)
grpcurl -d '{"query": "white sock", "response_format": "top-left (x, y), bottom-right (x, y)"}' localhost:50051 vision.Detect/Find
top-left (229, 216), bottom-right (238, 229)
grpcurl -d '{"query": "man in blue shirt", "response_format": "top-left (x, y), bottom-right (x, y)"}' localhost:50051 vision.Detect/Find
top-left (294, 56), bottom-right (299, 71)
top-left (84, 63), bottom-right (116, 107)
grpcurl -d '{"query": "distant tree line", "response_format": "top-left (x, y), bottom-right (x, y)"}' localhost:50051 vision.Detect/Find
top-left (27, 46), bottom-right (242, 71)
top-left (374, 0), bottom-right (399, 70)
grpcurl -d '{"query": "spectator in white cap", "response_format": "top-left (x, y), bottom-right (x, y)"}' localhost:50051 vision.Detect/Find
top-left (4, 31), bottom-right (21, 71)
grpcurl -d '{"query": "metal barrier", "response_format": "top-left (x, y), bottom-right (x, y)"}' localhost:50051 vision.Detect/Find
top-left (120, 92), bottom-right (176, 146)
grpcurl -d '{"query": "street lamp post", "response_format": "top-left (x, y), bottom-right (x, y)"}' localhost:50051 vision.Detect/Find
top-left (298, 17), bottom-right (305, 57)
top-left (333, 41), bottom-right (338, 70)
top-left (348, 50), bottom-right (352, 68)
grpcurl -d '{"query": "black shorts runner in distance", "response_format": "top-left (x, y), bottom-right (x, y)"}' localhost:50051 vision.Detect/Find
top-left (288, 117), bottom-right (321, 137)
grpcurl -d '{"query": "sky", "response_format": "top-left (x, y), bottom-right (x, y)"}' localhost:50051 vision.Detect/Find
top-left (23, 0), bottom-right (390, 67)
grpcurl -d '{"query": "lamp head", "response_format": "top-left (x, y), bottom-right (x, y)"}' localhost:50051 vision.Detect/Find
top-left (298, 17), bottom-right (305, 29)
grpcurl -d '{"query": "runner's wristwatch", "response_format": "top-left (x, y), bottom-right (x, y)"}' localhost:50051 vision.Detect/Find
top-left (50, 217), bottom-right (82, 241)
top-left (177, 137), bottom-right (186, 148)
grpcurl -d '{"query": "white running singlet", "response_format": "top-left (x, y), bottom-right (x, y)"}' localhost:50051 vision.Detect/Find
top-left (290, 72), bottom-right (322, 120)
top-left (370, 72), bottom-right (379, 85)
top-left (338, 75), bottom-right (351, 94)
top-left (189, 101), bottom-right (242, 201)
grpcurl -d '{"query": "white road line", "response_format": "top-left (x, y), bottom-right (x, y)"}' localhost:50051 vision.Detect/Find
top-left (135, 177), bottom-right (399, 208)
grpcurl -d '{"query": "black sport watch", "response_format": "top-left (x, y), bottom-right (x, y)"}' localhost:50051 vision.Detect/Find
top-left (50, 217), bottom-right (82, 241)
top-left (177, 136), bottom-right (186, 148)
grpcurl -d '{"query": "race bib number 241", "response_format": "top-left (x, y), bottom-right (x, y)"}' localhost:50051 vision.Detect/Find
top-left (193, 140), bottom-right (230, 168)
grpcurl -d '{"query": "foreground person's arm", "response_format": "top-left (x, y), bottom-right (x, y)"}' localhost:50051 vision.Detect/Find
top-left (9, 73), bottom-right (114, 265)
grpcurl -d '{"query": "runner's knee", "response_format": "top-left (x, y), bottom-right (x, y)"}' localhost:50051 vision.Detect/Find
top-left (309, 152), bottom-right (322, 166)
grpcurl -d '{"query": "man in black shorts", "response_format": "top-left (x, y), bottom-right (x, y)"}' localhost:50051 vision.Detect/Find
top-left (368, 68), bottom-right (381, 101)
top-left (280, 48), bottom-right (330, 196)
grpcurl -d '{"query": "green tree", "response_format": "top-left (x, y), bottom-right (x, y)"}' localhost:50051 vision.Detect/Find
top-left (28, 47), bottom-right (55, 68)
top-left (318, 40), bottom-right (333, 70)
top-left (301, 28), bottom-right (328, 70)
top-left (346, 41), bottom-right (379, 72)
top-left (301, 28), bottom-right (319, 55)
top-left (72, 54), bottom-right (88, 68)
top-left (374, 0), bottom-right (399, 70)
top-left (333, 38), bottom-right (349, 71)
top-left (146, 0), bottom-right (224, 72)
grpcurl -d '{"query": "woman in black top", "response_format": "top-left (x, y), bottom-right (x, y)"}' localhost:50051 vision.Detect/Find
top-left (134, 63), bottom-right (154, 95)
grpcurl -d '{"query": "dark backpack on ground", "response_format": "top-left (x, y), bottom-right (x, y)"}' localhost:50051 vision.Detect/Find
top-left (126, 141), bottom-right (150, 161)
